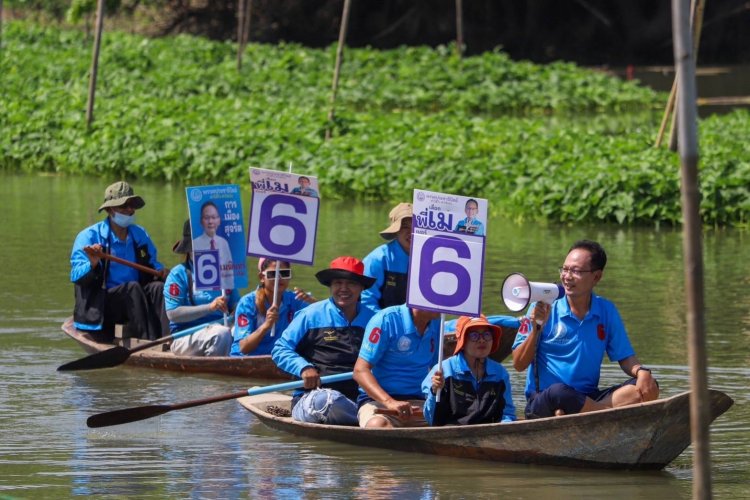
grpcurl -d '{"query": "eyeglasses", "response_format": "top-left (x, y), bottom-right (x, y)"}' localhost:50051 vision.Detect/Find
top-left (467, 330), bottom-right (493, 342)
top-left (263, 269), bottom-right (292, 280)
top-left (558, 267), bottom-right (597, 278)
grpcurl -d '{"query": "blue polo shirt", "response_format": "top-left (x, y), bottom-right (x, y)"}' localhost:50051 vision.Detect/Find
top-left (230, 289), bottom-right (310, 356)
top-left (70, 219), bottom-right (164, 288)
top-left (357, 304), bottom-right (441, 402)
top-left (512, 294), bottom-right (635, 399)
top-left (361, 240), bottom-right (409, 310)
top-left (163, 262), bottom-right (239, 333)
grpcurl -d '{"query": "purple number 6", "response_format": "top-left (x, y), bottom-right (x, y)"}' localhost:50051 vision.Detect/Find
top-left (418, 236), bottom-right (471, 307)
top-left (258, 194), bottom-right (307, 255)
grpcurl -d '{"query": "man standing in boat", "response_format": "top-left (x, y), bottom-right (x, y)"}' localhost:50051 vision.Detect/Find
top-left (271, 256), bottom-right (377, 425)
top-left (70, 181), bottom-right (169, 341)
top-left (361, 202), bottom-right (412, 310)
top-left (353, 304), bottom-right (441, 428)
top-left (512, 239), bottom-right (659, 418)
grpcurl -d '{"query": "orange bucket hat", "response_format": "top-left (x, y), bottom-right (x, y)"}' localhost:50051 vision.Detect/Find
top-left (454, 314), bottom-right (502, 354)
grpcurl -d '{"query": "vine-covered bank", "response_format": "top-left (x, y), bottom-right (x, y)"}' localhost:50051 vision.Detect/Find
top-left (1, 22), bottom-right (748, 226)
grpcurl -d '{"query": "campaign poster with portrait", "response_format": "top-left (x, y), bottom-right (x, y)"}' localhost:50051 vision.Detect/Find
top-left (246, 168), bottom-right (320, 265)
top-left (186, 185), bottom-right (248, 291)
top-left (407, 189), bottom-right (488, 316)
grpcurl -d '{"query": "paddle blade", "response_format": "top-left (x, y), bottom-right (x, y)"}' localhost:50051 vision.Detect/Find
top-left (57, 346), bottom-right (132, 371)
top-left (87, 404), bottom-right (172, 428)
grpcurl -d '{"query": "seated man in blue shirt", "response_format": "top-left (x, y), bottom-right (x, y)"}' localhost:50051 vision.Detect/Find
top-left (360, 202), bottom-right (412, 310)
top-left (512, 239), bottom-right (659, 419)
top-left (353, 304), bottom-right (441, 428)
top-left (423, 314), bottom-right (516, 425)
top-left (70, 181), bottom-right (168, 341)
top-left (271, 257), bottom-right (377, 425)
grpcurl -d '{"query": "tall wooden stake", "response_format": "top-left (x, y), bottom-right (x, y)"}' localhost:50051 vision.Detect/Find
top-left (672, 1), bottom-right (711, 498)
top-left (655, 0), bottom-right (706, 149)
top-left (237, 0), bottom-right (246, 71)
top-left (455, 0), bottom-right (464, 58)
top-left (85, 0), bottom-right (105, 129)
top-left (325, 0), bottom-right (352, 140)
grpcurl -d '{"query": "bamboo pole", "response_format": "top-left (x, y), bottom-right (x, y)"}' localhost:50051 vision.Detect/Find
top-left (455, 0), bottom-right (464, 58)
top-left (671, 1), bottom-right (712, 498)
top-left (325, 0), bottom-right (352, 140)
top-left (243, 0), bottom-right (252, 53)
top-left (85, 0), bottom-right (105, 129)
top-left (237, 0), bottom-right (246, 71)
top-left (655, 0), bottom-right (706, 149)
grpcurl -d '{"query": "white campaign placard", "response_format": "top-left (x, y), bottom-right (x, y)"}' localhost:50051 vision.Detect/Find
top-left (247, 168), bottom-right (320, 265)
top-left (407, 189), bottom-right (488, 316)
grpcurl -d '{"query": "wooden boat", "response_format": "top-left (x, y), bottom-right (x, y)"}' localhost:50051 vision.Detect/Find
top-left (239, 389), bottom-right (734, 470)
top-left (61, 317), bottom-right (290, 379)
top-left (61, 317), bottom-right (517, 377)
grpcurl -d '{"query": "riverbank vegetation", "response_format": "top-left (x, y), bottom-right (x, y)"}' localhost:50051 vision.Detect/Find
top-left (2, 21), bottom-right (748, 226)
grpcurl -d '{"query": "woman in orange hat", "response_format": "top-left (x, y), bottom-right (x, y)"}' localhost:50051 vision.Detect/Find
top-left (422, 314), bottom-right (517, 426)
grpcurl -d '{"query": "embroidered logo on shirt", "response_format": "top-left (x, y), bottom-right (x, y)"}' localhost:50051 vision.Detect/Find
top-left (237, 314), bottom-right (249, 328)
top-left (597, 324), bottom-right (606, 341)
top-left (169, 283), bottom-right (180, 297)
top-left (397, 336), bottom-right (412, 351)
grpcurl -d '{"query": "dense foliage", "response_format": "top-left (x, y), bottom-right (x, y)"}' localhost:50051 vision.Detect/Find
top-left (2, 21), bottom-right (748, 226)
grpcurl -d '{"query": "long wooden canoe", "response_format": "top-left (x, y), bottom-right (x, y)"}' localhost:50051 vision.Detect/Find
top-left (239, 389), bottom-right (734, 470)
top-left (61, 317), bottom-right (290, 379)
top-left (61, 317), bottom-right (517, 378)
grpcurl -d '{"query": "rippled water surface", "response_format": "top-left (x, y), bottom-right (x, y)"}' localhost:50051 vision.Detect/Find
top-left (1, 173), bottom-right (748, 498)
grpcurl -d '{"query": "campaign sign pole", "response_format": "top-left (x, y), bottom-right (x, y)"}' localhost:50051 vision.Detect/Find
top-left (408, 189), bottom-right (488, 401)
top-left (247, 168), bottom-right (321, 336)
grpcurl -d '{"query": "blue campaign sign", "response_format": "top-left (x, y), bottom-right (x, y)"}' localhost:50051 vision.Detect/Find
top-left (193, 250), bottom-right (222, 290)
top-left (186, 185), bottom-right (249, 291)
top-left (407, 189), bottom-right (488, 316)
top-left (247, 168), bottom-right (320, 265)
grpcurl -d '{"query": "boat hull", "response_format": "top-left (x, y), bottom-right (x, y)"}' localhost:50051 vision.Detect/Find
top-left (239, 389), bottom-right (734, 470)
top-left (61, 317), bottom-right (516, 378)
top-left (61, 317), bottom-right (290, 379)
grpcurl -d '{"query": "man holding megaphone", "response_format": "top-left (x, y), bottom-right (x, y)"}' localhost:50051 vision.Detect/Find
top-left (511, 240), bottom-right (659, 419)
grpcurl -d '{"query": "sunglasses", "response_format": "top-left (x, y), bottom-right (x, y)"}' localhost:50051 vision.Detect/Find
top-left (467, 330), bottom-right (493, 342)
top-left (263, 269), bottom-right (292, 280)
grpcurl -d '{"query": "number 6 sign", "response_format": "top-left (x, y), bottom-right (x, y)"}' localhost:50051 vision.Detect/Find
top-left (407, 189), bottom-right (487, 316)
top-left (247, 168), bottom-right (320, 265)
top-left (194, 250), bottom-right (222, 290)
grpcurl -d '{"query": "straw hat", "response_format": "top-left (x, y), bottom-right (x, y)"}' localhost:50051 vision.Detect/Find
top-left (379, 202), bottom-right (413, 241)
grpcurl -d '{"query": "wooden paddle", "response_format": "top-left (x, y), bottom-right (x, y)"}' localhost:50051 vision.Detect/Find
top-left (87, 247), bottom-right (163, 278)
top-left (57, 321), bottom-right (219, 371)
top-left (86, 372), bottom-right (354, 428)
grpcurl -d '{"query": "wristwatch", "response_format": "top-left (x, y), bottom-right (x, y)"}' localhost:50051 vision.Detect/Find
top-left (635, 366), bottom-right (652, 377)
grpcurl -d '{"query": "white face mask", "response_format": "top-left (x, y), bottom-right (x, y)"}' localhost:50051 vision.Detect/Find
top-left (111, 212), bottom-right (135, 228)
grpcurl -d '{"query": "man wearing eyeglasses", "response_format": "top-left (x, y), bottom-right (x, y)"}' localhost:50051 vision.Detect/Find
top-left (512, 240), bottom-right (659, 419)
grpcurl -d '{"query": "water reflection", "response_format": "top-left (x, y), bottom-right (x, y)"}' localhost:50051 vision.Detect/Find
top-left (0, 173), bottom-right (747, 497)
